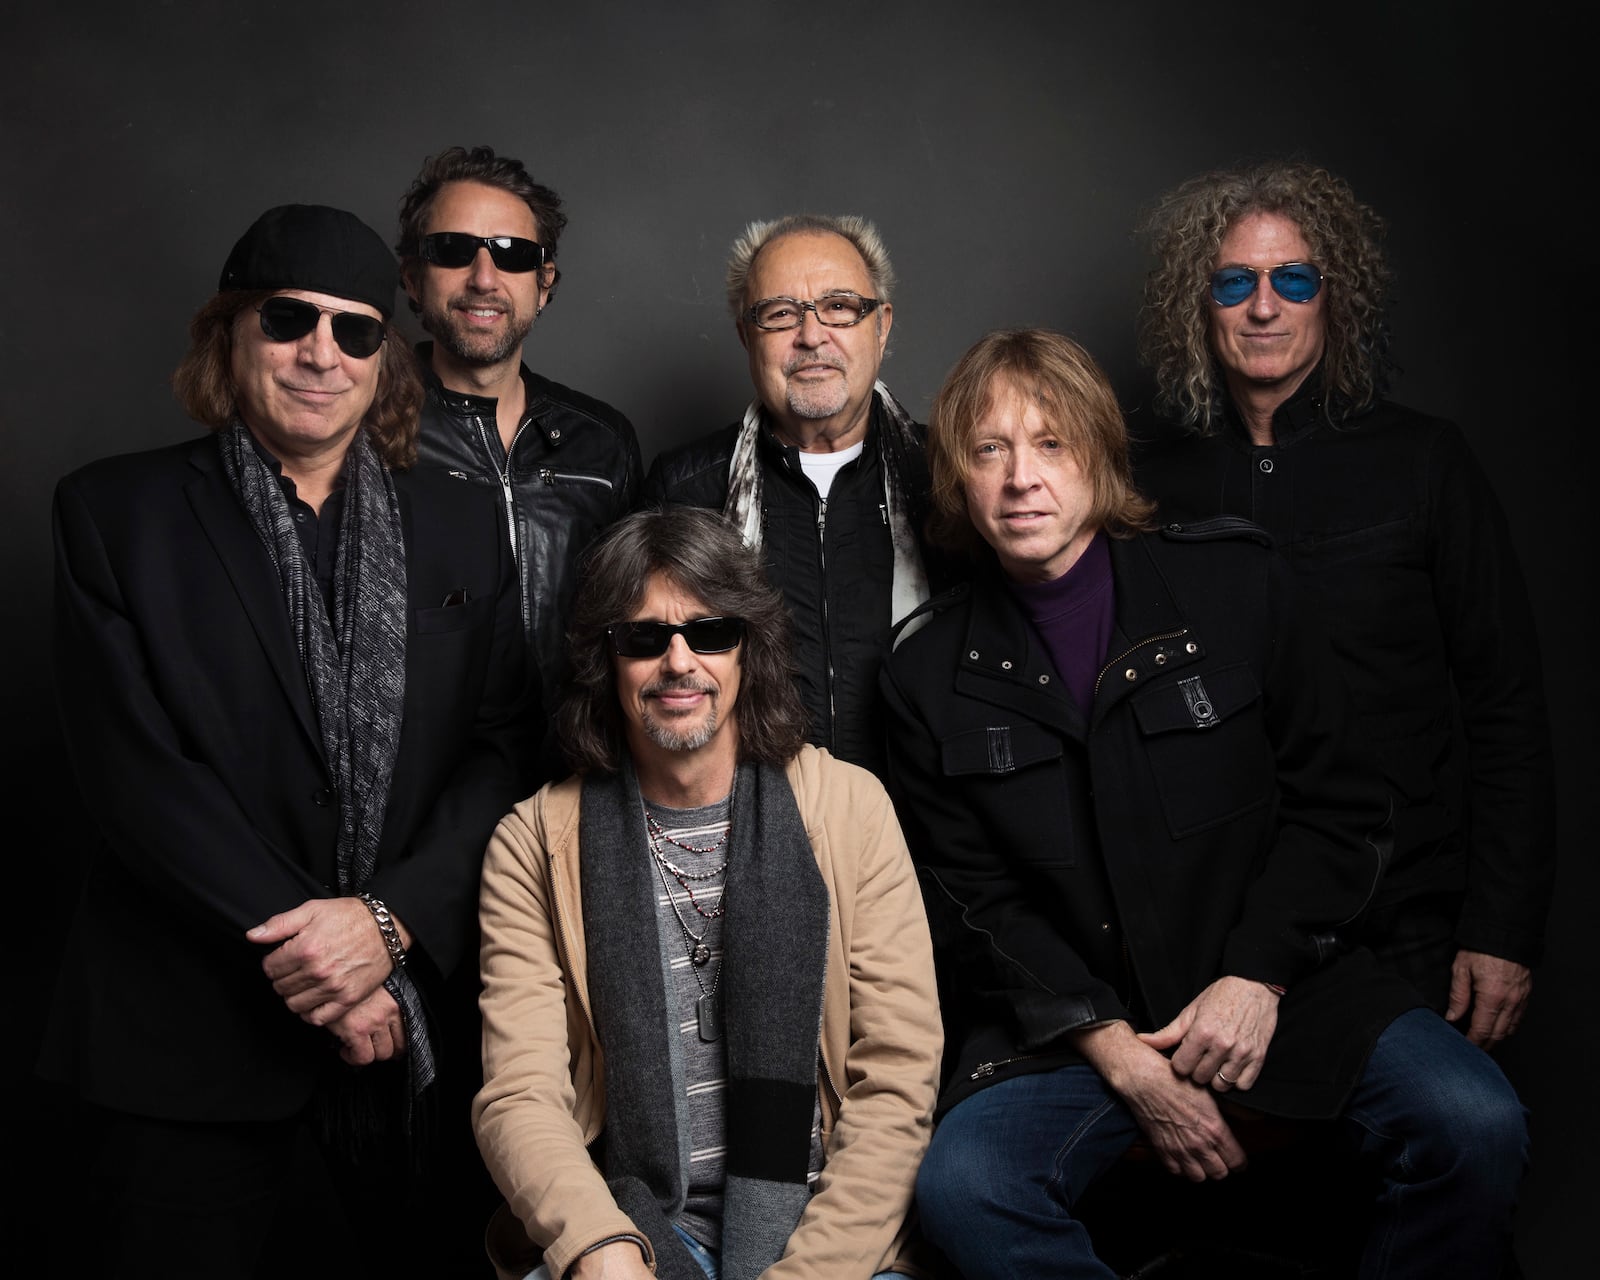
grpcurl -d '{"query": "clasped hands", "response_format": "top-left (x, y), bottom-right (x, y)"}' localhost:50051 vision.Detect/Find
top-left (1079, 975), bottom-right (1281, 1183)
top-left (246, 897), bottom-right (410, 1066)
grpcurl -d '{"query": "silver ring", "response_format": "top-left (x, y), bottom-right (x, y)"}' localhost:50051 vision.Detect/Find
top-left (1215, 1070), bottom-right (1235, 1085)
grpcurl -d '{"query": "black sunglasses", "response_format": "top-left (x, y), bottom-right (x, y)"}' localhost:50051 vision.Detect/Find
top-left (606, 617), bottom-right (747, 658)
top-left (418, 232), bottom-right (549, 273)
top-left (256, 297), bottom-right (386, 358)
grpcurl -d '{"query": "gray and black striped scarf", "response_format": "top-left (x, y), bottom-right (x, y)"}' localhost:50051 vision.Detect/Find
top-left (580, 757), bottom-right (829, 1280)
top-left (218, 420), bottom-right (434, 1093)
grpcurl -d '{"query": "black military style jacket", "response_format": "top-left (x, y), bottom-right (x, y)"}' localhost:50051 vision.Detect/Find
top-left (882, 527), bottom-right (1419, 1118)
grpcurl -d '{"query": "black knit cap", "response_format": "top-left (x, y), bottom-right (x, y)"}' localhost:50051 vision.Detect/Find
top-left (218, 204), bottom-right (398, 319)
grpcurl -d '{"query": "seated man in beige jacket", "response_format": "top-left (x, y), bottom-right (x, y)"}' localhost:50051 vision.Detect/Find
top-left (474, 506), bottom-right (942, 1280)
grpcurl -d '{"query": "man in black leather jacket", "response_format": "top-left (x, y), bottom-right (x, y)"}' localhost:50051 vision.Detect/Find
top-left (1135, 161), bottom-right (1555, 1048)
top-left (643, 215), bottom-right (937, 778)
top-left (397, 147), bottom-right (641, 721)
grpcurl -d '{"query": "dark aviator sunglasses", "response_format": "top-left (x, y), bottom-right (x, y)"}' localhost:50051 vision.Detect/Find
top-left (256, 297), bottom-right (386, 358)
top-left (606, 617), bottom-right (747, 658)
top-left (419, 232), bottom-right (549, 273)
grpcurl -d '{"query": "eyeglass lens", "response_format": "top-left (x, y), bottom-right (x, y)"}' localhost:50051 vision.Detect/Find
top-left (420, 233), bottom-right (547, 273)
top-left (609, 617), bottom-right (746, 657)
top-left (257, 298), bottom-right (386, 358)
top-left (1209, 263), bottom-right (1322, 307)
top-left (749, 295), bottom-right (877, 331)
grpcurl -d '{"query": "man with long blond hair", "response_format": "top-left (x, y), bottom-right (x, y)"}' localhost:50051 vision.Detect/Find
top-left (885, 328), bottom-right (1527, 1278)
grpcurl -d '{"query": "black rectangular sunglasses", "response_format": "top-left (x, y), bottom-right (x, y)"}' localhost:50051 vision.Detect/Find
top-left (606, 617), bottom-right (746, 658)
top-left (419, 232), bottom-right (548, 273)
top-left (256, 297), bottom-right (386, 358)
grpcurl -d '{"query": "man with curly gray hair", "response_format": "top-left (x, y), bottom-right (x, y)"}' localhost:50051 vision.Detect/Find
top-left (1135, 161), bottom-right (1554, 1051)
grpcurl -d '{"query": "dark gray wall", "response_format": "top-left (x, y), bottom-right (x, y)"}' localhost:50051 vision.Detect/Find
top-left (4, 1), bottom-right (1588, 1264)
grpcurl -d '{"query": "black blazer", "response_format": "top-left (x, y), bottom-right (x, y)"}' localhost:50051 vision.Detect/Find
top-left (43, 434), bottom-right (539, 1122)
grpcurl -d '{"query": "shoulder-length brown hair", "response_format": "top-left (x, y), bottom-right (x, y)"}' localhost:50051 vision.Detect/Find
top-left (558, 507), bottom-right (809, 776)
top-left (1138, 161), bottom-right (1393, 433)
top-left (171, 290), bottom-right (424, 468)
top-left (927, 329), bottom-right (1156, 556)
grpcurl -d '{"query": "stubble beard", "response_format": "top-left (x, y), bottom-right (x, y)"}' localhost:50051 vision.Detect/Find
top-left (423, 294), bottom-right (534, 367)
top-left (642, 684), bottom-right (720, 753)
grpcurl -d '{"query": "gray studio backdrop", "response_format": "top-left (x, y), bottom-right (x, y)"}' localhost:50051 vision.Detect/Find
top-left (4, 0), bottom-right (1588, 1265)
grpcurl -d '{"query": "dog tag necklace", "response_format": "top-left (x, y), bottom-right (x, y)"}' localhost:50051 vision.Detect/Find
top-left (648, 814), bottom-right (728, 1042)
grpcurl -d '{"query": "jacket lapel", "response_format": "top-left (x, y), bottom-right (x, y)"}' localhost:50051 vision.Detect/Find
top-left (181, 438), bottom-right (324, 757)
top-left (955, 576), bottom-right (1086, 739)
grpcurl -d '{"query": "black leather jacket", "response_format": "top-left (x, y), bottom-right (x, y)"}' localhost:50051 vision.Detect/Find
top-left (415, 344), bottom-right (641, 713)
top-left (642, 396), bottom-right (939, 778)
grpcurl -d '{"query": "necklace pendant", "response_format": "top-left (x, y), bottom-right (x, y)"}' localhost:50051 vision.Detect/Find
top-left (697, 992), bottom-right (723, 1042)
top-left (691, 943), bottom-right (711, 967)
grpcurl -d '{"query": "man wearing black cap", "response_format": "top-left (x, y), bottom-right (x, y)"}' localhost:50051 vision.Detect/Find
top-left (44, 204), bottom-right (538, 1277)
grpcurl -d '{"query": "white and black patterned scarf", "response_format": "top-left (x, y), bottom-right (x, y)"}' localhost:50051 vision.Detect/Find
top-left (218, 420), bottom-right (434, 1092)
top-left (723, 382), bottom-right (931, 638)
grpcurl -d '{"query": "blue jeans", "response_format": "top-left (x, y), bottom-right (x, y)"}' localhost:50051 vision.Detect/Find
top-left (915, 1009), bottom-right (1527, 1279)
top-left (525, 1225), bottom-right (907, 1278)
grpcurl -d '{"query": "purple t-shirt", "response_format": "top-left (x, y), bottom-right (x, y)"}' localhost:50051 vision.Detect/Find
top-left (1003, 531), bottom-right (1115, 715)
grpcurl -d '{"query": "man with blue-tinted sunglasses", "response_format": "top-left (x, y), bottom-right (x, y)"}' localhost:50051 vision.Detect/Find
top-left (1135, 162), bottom-right (1555, 1056)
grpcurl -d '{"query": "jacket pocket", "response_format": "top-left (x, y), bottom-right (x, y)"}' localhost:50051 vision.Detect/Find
top-left (939, 723), bottom-right (1077, 867)
top-left (1131, 662), bottom-right (1272, 837)
top-left (941, 723), bottom-right (1063, 776)
top-left (413, 593), bottom-right (491, 636)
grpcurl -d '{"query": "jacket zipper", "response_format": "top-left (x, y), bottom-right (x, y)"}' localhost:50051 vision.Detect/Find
top-left (475, 419), bottom-right (520, 556)
top-left (815, 497), bottom-right (836, 749)
top-left (1092, 628), bottom-right (1190, 699)
top-left (970, 1054), bottom-right (1035, 1080)
top-left (540, 468), bottom-right (615, 491)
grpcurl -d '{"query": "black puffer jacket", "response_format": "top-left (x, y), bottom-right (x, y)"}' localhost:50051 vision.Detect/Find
top-left (415, 345), bottom-right (641, 715)
top-left (642, 396), bottom-right (938, 777)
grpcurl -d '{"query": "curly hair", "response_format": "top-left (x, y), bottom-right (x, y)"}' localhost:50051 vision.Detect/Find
top-left (394, 145), bottom-right (566, 303)
top-left (172, 290), bottom-right (424, 469)
top-left (557, 507), bottom-right (809, 775)
top-left (725, 213), bottom-right (896, 321)
top-left (1138, 161), bottom-right (1392, 433)
top-left (927, 329), bottom-right (1155, 557)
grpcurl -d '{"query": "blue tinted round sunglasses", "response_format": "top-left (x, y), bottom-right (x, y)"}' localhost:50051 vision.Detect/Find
top-left (1209, 262), bottom-right (1324, 307)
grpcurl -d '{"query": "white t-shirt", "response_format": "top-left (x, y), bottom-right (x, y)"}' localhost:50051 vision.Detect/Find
top-left (796, 440), bottom-right (865, 501)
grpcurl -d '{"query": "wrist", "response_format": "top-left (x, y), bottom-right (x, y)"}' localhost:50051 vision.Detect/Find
top-left (356, 892), bottom-right (407, 969)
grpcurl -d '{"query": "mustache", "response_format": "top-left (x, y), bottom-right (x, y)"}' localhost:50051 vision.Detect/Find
top-left (642, 676), bottom-right (717, 698)
top-left (783, 354), bottom-right (845, 376)
top-left (448, 293), bottom-right (511, 313)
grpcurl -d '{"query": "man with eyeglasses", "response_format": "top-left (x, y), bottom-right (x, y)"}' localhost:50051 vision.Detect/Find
top-left (1135, 162), bottom-right (1555, 1052)
top-left (45, 204), bottom-right (538, 1278)
top-left (397, 145), bottom-right (641, 723)
top-left (643, 215), bottom-right (939, 779)
top-left (474, 506), bottom-right (940, 1280)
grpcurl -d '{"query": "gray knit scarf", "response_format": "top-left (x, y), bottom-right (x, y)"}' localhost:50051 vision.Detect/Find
top-left (580, 758), bottom-right (829, 1280)
top-left (218, 421), bottom-right (434, 1092)
top-left (723, 382), bottom-right (931, 639)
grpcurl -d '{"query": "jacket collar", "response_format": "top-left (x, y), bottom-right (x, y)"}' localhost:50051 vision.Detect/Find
top-left (417, 341), bottom-right (564, 450)
top-left (956, 535), bottom-right (1206, 732)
